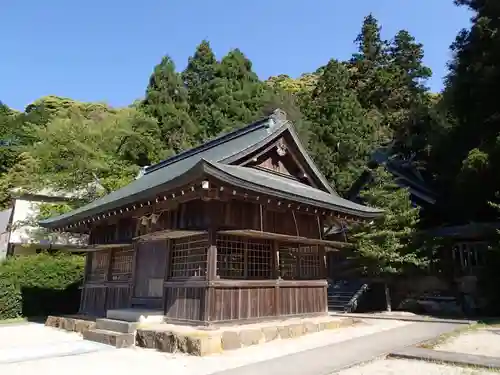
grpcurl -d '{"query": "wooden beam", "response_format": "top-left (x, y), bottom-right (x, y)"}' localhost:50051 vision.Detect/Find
top-left (217, 229), bottom-right (354, 249)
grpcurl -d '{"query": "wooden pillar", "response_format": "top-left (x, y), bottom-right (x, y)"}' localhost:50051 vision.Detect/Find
top-left (205, 228), bottom-right (217, 323)
top-left (104, 249), bottom-right (113, 311)
top-left (206, 229), bottom-right (218, 281)
top-left (128, 242), bottom-right (139, 306)
top-left (162, 239), bottom-right (172, 314)
top-left (79, 252), bottom-right (91, 314)
top-left (273, 240), bottom-right (280, 317)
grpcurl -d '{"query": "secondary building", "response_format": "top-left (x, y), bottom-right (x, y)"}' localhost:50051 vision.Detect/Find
top-left (40, 109), bottom-right (382, 325)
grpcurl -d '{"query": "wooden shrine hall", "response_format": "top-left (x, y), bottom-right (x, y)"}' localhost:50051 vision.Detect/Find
top-left (40, 109), bottom-right (382, 326)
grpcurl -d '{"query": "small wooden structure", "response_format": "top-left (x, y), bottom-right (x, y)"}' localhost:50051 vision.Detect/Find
top-left (40, 109), bottom-right (382, 325)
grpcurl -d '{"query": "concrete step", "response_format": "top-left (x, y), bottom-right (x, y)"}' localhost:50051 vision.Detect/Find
top-left (329, 306), bottom-right (348, 312)
top-left (83, 329), bottom-right (135, 349)
top-left (107, 308), bottom-right (164, 323)
top-left (328, 295), bottom-right (353, 300)
top-left (96, 318), bottom-right (138, 333)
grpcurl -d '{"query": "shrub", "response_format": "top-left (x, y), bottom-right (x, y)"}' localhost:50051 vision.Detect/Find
top-left (0, 279), bottom-right (22, 319)
top-left (0, 253), bottom-right (85, 319)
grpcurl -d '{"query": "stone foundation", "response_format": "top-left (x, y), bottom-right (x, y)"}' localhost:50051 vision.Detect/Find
top-left (45, 315), bottom-right (96, 335)
top-left (136, 316), bottom-right (357, 356)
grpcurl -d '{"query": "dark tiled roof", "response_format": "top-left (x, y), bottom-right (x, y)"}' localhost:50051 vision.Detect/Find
top-left (209, 162), bottom-right (382, 217)
top-left (39, 109), bottom-right (382, 228)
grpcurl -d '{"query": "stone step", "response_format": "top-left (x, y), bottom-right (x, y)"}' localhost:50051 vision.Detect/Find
top-left (96, 318), bottom-right (138, 333)
top-left (328, 295), bottom-right (354, 301)
top-left (83, 329), bottom-right (135, 349)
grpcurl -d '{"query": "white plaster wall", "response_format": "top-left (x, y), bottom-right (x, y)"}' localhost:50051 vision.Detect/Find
top-left (0, 232), bottom-right (9, 260)
top-left (10, 199), bottom-right (86, 247)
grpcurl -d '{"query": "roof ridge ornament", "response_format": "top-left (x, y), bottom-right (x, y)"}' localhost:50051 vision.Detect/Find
top-left (270, 108), bottom-right (287, 124)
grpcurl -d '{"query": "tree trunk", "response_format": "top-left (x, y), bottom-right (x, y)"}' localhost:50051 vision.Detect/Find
top-left (384, 283), bottom-right (392, 312)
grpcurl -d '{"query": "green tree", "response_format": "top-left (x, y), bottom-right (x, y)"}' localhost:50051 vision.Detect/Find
top-left (0, 102), bottom-right (19, 175)
top-left (182, 40), bottom-right (221, 142)
top-left (351, 167), bottom-right (427, 311)
top-left (143, 56), bottom-right (197, 154)
top-left (349, 14), bottom-right (391, 111)
top-left (307, 59), bottom-right (387, 195)
top-left (386, 30), bottom-right (433, 154)
top-left (430, 0), bottom-right (500, 224)
top-left (15, 108), bottom-right (163, 199)
top-left (206, 48), bottom-right (267, 136)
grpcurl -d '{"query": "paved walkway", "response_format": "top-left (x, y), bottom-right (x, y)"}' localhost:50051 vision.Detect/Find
top-left (210, 322), bottom-right (460, 375)
top-left (0, 322), bottom-right (111, 365)
top-left (390, 347), bottom-right (500, 370)
top-left (330, 312), bottom-right (476, 325)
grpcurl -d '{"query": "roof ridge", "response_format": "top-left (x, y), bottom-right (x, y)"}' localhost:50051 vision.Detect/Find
top-left (145, 112), bottom-right (283, 175)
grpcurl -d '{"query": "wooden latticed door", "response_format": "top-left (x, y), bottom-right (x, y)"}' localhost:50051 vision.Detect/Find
top-left (132, 240), bottom-right (168, 308)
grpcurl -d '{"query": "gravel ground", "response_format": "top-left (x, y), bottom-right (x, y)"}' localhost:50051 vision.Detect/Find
top-left (0, 322), bottom-right (83, 349)
top-left (435, 329), bottom-right (500, 358)
top-left (0, 319), bottom-right (410, 375)
top-left (334, 358), bottom-right (494, 375)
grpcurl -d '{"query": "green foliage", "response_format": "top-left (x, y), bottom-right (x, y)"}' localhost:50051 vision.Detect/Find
top-left (0, 254), bottom-right (84, 319)
top-left (427, 0), bottom-right (500, 224)
top-left (23, 107), bottom-right (162, 196)
top-left (37, 202), bottom-right (75, 220)
top-left (351, 167), bottom-right (427, 277)
top-left (307, 59), bottom-right (386, 195)
top-left (143, 56), bottom-right (198, 154)
top-left (0, 278), bottom-right (22, 319)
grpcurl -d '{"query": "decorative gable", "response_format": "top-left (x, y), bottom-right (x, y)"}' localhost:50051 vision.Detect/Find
top-left (239, 136), bottom-right (317, 188)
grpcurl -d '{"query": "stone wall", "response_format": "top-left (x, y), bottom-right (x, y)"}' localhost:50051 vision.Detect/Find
top-left (45, 315), bottom-right (96, 334)
top-left (136, 316), bottom-right (356, 356)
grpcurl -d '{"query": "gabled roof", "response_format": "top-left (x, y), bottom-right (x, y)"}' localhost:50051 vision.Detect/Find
top-left (39, 109), bottom-right (382, 228)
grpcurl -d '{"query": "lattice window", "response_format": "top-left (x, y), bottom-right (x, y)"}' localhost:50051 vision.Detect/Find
top-left (279, 244), bottom-right (321, 279)
top-left (279, 245), bottom-right (298, 279)
top-left (110, 249), bottom-right (134, 282)
top-left (170, 234), bottom-right (208, 278)
top-left (247, 240), bottom-right (272, 278)
top-left (87, 251), bottom-right (109, 283)
top-left (299, 246), bottom-right (321, 278)
top-left (217, 235), bottom-right (245, 278)
top-left (217, 235), bottom-right (272, 279)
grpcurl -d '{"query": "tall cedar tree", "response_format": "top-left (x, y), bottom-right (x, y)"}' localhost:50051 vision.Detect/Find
top-left (143, 56), bottom-right (197, 154)
top-left (351, 167), bottom-right (426, 311)
top-left (349, 14), bottom-right (391, 111)
top-left (387, 30), bottom-right (433, 155)
top-left (182, 41), bottom-right (220, 142)
top-left (431, 0), bottom-right (500, 224)
top-left (307, 59), bottom-right (383, 195)
top-left (209, 49), bottom-right (267, 136)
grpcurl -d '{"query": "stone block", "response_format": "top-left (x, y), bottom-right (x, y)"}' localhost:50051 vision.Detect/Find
top-left (262, 326), bottom-right (279, 342)
top-left (277, 325), bottom-right (291, 339)
top-left (74, 319), bottom-right (95, 334)
top-left (303, 322), bottom-right (320, 334)
top-left (136, 329), bottom-right (157, 349)
top-left (288, 323), bottom-right (305, 338)
top-left (61, 318), bottom-right (76, 332)
top-left (83, 329), bottom-right (135, 348)
top-left (185, 333), bottom-right (222, 356)
top-left (155, 331), bottom-right (176, 352)
top-left (339, 318), bottom-right (355, 327)
top-left (320, 320), bottom-right (341, 331)
top-left (239, 329), bottom-right (263, 347)
top-left (45, 316), bottom-right (61, 328)
top-left (221, 331), bottom-right (241, 351)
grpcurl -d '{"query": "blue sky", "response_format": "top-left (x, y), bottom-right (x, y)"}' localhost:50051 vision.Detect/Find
top-left (1, 1), bottom-right (471, 111)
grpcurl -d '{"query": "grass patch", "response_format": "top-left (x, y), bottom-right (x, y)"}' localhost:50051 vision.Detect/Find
top-left (419, 321), bottom-right (500, 349)
top-left (0, 317), bottom-right (27, 325)
top-left (403, 358), bottom-right (500, 373)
